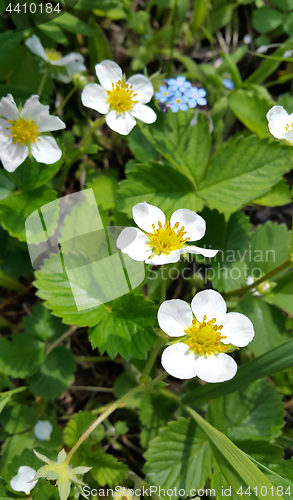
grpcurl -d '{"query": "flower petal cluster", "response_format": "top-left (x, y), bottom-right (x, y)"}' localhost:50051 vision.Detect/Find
top-left (25, 35), bottom-right (86, 83)
top-left (10, 466), bottom-right (38, 494)
top-left (267, 105), bottom-right (293, 143)
top-left (81, 60), bottom-right (157, 135)
top-left (33, 449), bottom-right (91, 500)
top-left (155, 76), bottom-right (207, 113)
top-left (0, 94), bottom-right (65, 172)
top-left (34, 420), bottom-right (53, 440)
top-left (159, 289), bottom-right (254, 382)
top-left (116, 202), bottom-right (218, 265)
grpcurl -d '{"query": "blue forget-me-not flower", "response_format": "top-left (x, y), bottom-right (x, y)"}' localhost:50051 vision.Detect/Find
top-left (155, 85), bottom-right (172, 103)
top-left (155, 76), bottom-right (207, 113)
top-left (168, 91), bottom-right (189, 113)
top-left (186, 87), bottom-right (207, 108)
top-left (222, 78), bottom-right (235, 90)
top-left (166, 76), bottom-right (192, 93)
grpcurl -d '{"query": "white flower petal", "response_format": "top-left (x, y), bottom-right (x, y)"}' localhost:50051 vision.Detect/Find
top-left (21, 95), bottom-right (66, 132)
top-left (182, 245), bottom-right (218, 257)
top-left (34, 420), bottom-right (53, 440)
top-left (106, 110), bottom-right (136, 135)
top-left (95, 60), bottom-right (122, 90)
top-left (266, 105), bottom-right (290, 139)
top-left (170, 209), bottom-right (206, 242)
top-left (127, 74), bottom-right (154, 103)
top-left (161, 343), bottom-right (198, 379)
top-left (132, 201), bottom-right (166, 233)
top-left (0, 118), bottom-right (11, 142)
top-left (158, 299), bottom-right (193, 337)
top-left (116, 227), bottom-right (151, 261)
top-left (81, 83), bottom-right (109, 114)
top-left (146, 250), bottom-right (181, 265)
top-left (31, 136), bottom-right (62, 164)
top-left (0, 138), bottom-right (28, 172)
top-left (191, 289), bottom-right (227, 323)
top-left (10, 466), bottom-right (38, 494)
top-left (0, 94), bottom-right (19, 120)
top-left (25, 35), bottom-right (48, 61)
top-left (195, 353), bottom-right (237, 383)
top-left (130, 103), bottom-right (157, 124)
top-left (54, 52), bottom-right (84, 67)
top-left (284, 130), bottom-right (293, 143)
top-left (221, 312), bottom-right (254, 347)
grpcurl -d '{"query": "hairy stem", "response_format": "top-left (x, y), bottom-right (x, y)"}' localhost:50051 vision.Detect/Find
top-left (64, 372), bottom-right (167, 464)
top-left (37, 67), bottom-right (49, 98)
top-left (225, 258), bottom-right (293, 299)
top-left (53, 87), bottom-right (77, 116)
top-left (45, 325), bottom-right (77, 355)
top-left (57, 115), bottom-right (105, 196)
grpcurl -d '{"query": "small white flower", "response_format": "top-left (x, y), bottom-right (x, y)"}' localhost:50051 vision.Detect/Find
top-left (267, 105), bottom-right (293, 143)
top-left (0, 94), bottom-right (65, 172)
top-left (25, 35), bottom-right (86, 83)
top-left (10, 466), bottom-right (38, 495)
top-left (81, 60), bottom-right (157, 135)
top-left (34, 420), bottom-right (53, 440)
top-left (159, 289), bottom-right (254, 383)
top-left (116, 202), bottom-right (218, 265)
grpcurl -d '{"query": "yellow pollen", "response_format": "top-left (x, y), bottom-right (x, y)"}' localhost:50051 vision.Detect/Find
top-left (45, 48), bottom-right (62, 62)
top-left (7, 118), bottom-right (40, 147)
top-left (285, 122), bottom-right (293, 132)
top-left (147, 220), bottom-right (190, 255)
top-left (106, 80), bottom-right (138, 113)
top-left (184, 314), bottom-right (227, 356)
top-left (176, 99), bottom-right (181, 103)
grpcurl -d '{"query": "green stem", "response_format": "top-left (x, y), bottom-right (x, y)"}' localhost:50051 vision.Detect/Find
top-left (139, 338), bottom-right (164, 383)
top-left (80, 115), bottom-right (105, 153)
top-left (37, 67), bottom-right (49, 98)
top-left (53, 87), bottom-right (77, 116)
top-left (45, 326), bottom-right (76, 355)
top-left (161, 264), bottom-right (167, 303)
top-left (290, 214), bottom-right (293, 259)
top-left (225, 258), bottom-right (293, 299)
top-left (64, 372), bottom-right (167, 464)
top-left (57, 115), bottom-right (105, 196)
top-left (139, 264), bottom-right (167, 382)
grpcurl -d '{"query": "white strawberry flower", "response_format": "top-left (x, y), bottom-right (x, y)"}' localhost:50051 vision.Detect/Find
top-left (267, 105), bottom-right (293, 143)
top-left (159, 289), bottom-right (254, 383)
top-left (116, 201), bottom-right (218, 265)
top-left (0, 94), bottom-right (65, 172)
top-left (34, 420), bottom-right (53, 440)
top-left (81, 60), bottom-right (157, 135)
top-left (25, 35), bottom-right (86, 83)
top-left (10, 466), bottom-right (38, 495)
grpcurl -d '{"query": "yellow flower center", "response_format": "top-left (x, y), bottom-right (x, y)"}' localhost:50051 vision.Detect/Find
top-left (45, 48), bottom-right (62, 62)
top-left (147, 220), bottom-right (190, 255)
top-left (106, 80), bottom-right (138, 113)
top-left (176, 98), bottom-right (181, 104)
top-left (185, 315), bottom-right (227, 356)
top-left (6, 118), bottom-right (41, 147)
top-left (285, 122), bottom-right (293, 132)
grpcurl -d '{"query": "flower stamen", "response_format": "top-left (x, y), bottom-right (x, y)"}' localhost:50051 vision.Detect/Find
top-left (7, 118), bottom-right (40, 147)
top-left (185, 314), bottom-right (227, 356)
top-left (285, 122), bottom-right (293, 132)
top-left (106, 80), bottom-right (139, 113)
top-left (45, 48), bottom-right (62, 62)
top-left (147, 220), bottom-right (190, 255)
